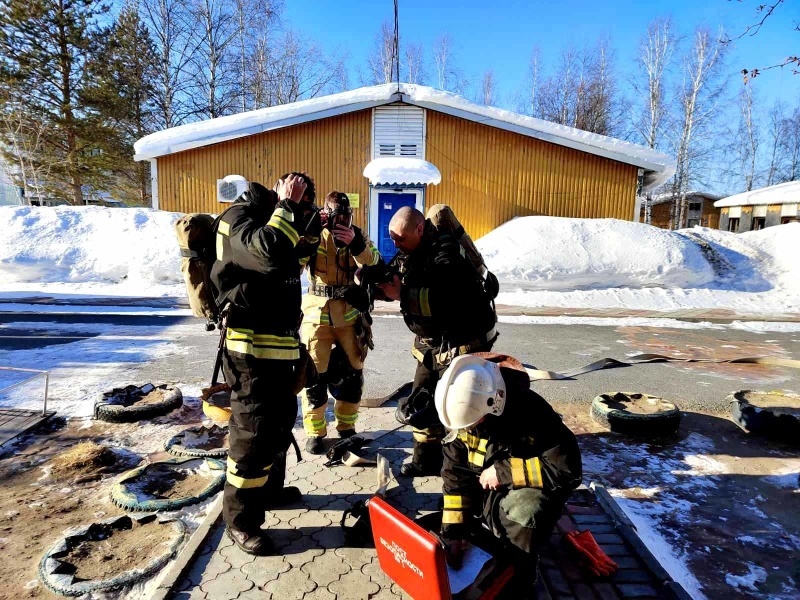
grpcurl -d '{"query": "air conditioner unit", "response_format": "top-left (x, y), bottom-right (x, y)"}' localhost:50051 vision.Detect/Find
top-left (217, 175), bottom-right (249, 203)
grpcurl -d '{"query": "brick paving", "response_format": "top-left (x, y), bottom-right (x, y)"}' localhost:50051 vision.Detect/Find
top-left (173, 403), bottom-right (683, 599)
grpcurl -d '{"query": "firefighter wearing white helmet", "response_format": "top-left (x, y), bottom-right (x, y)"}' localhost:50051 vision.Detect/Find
top-left (435, 353), bottom-right (582, 594)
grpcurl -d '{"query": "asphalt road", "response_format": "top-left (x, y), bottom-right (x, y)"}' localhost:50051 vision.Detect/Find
top-left (2, 313), bottom-right (799, 413)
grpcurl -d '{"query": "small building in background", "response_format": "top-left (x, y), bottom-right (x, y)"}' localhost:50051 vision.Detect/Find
top-left (0, 182), bottom-right (24, 206)
top-left (134, 83), bottom-right (675, 257)
top-left (642, 191), bottom-right (722, 230)
top-left (715, 181), bottom-right (800, 232)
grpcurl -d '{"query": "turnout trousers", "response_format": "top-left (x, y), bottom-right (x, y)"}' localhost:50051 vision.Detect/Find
top-left (301, 322), bottom-right (366, 438)
top-left (222, 347), bottom-right (298, 531)
top-left (409, 335), bottom-right (495, 473)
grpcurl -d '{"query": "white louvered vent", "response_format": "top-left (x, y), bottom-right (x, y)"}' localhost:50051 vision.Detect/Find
top-left (373, 105), bottom-right (425, 159)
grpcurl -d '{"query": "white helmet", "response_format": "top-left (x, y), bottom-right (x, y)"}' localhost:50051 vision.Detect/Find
top-left (435, 355), bottom-right (507, 432)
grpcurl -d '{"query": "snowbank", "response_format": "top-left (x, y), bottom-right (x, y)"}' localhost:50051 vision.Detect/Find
top-left (0, 206), bottom-right (184, 297)
top-left (477, 217), bottom-right (715, 291)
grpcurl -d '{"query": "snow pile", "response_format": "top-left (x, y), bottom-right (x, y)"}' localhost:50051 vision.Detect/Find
top-left (0, 206), bottom-right (184, 297)
top-left (477, 217), bottom-right (715, 291)
top-left (481, 218), bottom-right (800, 314)
top-left (363, 157), bottom-right (442, 185)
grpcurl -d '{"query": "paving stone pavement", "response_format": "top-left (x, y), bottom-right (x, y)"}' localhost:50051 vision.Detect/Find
top-left (174, 402), bottom-right (681, 599)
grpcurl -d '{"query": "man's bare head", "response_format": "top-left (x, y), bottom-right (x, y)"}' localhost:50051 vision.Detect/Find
top-left (389, 207), bottom-right (425, 253)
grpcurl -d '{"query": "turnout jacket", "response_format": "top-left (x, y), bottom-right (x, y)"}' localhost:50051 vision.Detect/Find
top-left (441, 354), bottom-right (582, 541)
top-left (398, 221), bottom-right (496, 347)
top-left (210, 183), bottom-right (311, 360)
top-left (302, 226), bottom-right (382, 328)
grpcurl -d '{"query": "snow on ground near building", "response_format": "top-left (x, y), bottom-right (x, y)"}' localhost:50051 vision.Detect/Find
top-left (0, 205), bottom-right (185, 298)
top-left (479, 217), bottom-right (800, 314)
top-left (1, 207), bottom-right (799, 315)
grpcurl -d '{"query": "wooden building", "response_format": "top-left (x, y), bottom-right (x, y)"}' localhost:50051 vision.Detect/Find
top-left (641, 191), bottom-right (722, 230)
top-left (715, 181), bottom-right (800, 232)
top-left (135, 84), bottom-right (674, 259)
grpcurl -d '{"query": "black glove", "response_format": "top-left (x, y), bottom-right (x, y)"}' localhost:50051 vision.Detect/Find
top-left (348, 229), bottom-right (366, 255)
top-left (341, 286), bottom-right (370, 313)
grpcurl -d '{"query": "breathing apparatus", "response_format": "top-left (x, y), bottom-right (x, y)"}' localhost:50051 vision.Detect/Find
top-left (322, 192), bottom-right (354, 248)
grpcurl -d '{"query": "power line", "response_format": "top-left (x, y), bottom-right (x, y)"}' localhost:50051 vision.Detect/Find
top-left (394, 0), bottom-right (400, 90)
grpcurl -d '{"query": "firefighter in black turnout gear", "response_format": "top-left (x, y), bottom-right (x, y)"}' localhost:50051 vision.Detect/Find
top-left (378, 207), bottom-right (497, 477)
top-left (210, 173), bottom-right (319, 556)
top-left (435, 353), bottom-right (582, 595)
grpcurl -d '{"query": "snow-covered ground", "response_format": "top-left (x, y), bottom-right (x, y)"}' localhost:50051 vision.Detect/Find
top-left (478, 217), bottom-right (800, 315)
top-left (1, 206), bottom-right (798, 316)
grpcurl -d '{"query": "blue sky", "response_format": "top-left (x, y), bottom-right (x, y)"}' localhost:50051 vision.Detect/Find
top-left (286, 0), bottom-right (799, 109)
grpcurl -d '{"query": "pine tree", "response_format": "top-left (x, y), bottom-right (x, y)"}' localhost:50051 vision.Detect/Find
top-left (83, 1), bottom-right (159, 205)
top-left (0, 0), bottom-right (110, 205)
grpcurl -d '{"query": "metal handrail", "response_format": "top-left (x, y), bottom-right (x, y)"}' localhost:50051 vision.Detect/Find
top-left (0, 366), bottom-right (50, 416)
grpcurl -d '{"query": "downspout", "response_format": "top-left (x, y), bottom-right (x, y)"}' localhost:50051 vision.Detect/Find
top-left (150, 159), bottom-right (159, 210)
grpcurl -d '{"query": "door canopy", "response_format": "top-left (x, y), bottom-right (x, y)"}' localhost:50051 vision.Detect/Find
top-left (364, 157), bottom-right (442, 186)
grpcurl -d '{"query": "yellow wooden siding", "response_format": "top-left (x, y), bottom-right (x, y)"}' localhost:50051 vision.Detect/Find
top-left (156, 110), bottom-right (372, 228)
top-left (424, 111), bottom-right (638, 238)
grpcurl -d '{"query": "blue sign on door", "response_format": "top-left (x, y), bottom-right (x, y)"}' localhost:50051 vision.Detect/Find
top-left (377, 193), bottom-right (417, 260)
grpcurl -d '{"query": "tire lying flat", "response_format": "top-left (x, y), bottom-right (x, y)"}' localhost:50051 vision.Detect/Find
top-left (95, 384), bottom-right (183, 423)
top-left (38, 514), bottom-right (186, 597)
top-left (111, 457), bottom-right (225, 512)
top-left (730, 390), bottom-right (800, 447)
top-left (591, 392), bottom-right (681, 438)
top-left (166, 424), bottom-right (229, 458)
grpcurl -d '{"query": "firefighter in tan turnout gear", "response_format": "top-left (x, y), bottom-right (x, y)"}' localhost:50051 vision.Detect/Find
top-left (210, 173), bottom-right (319, 556)
top-left (301, 192), bottom-right (382, 454)
top-left (436, 353), bottom-right (582, 595)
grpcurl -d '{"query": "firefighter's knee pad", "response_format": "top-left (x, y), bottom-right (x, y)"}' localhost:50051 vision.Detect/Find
top-left (305, 372), bottom-right (329, 409)
top-left (499, 488), bottom-right (546, 529)
top-left (330, 369), bottom-right (363, 403)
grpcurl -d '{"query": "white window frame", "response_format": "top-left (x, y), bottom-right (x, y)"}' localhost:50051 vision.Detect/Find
top-left (368, 187), bottom-right (425, 247)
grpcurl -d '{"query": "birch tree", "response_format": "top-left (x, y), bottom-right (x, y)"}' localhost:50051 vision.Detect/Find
top-left (432, 34), bottom-right (467, 93)
top-left (781, 108), bottom-right (800, 181)
top-left (367, 21), bottom-right (397, 84)
top-left (478, 70), bottom-right (497, 106)
top-left (404, 43), bottom-right (426, 85)
top-left (764, 101), bottom-right (786, 186)
top-left (670, 27), bottom-right (727, 228)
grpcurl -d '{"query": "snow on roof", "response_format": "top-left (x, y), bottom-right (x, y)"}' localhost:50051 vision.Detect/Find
top-left (363, 157), bottom-right (441, 186)
top-left (649, 190), bottom-right (722, 206)
top-left (134, 83), bottom-right (675, 190)
top-left (714, 181), bottom-right (800, 208)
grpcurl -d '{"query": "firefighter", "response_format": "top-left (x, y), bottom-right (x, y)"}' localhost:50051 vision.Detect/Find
top-left (378, 206), bottom-right (497, 477)
top-left (435, 353), bottom-right (582, 594)
top-left (301, 192), bottom-right (382, 454)
top-left (210, 173), bottom-right (318, 556)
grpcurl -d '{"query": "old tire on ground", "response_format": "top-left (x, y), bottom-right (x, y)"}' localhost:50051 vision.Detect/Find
top-left (38, 514), bottom-right (186, 597)
top-left (165, 424), bottom-right (229, 458)
top-left (94, 384), bottom-right (183, 423)
top-left (591, 392), bottom-right (681, 438)
top-left (730, 390), bottom-right (800, 447)
top-left (110, 457), bottom-right (225, 512)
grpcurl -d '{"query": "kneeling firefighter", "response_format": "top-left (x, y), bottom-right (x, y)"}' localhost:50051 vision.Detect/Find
top-left (301, 192), bottom-right (382, 454)
top-left (210, 173), bottom-right (320, 556)
top-left (435, 353), bottom-right (582, 594)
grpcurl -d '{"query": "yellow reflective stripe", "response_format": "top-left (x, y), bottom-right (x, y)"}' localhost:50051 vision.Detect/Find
top-left (468, 450), bottom-right (486, 468)
top-left (411, 346), bottom-right (425, 363)
top-left (510, 458), bottom-right (526, 488)
top-left (317, 245), bottom-right (327, 255)
top-left (443, 495), bottom-right (466, 510)
top-left (227, 471), bottom-right (269, 489)
top-left (267, 216), bottom-right (300, 246)
top-left (218, 220), bottom-right (231, 236)
top-left (419, 287), bottom-right (431, 317)
top-left (413, 430), bottom-right (430, 443)
top-left (252, 334), bottom-right (300, 347)
top-left (300, 256), bottom-right (310, 266)
top-left (442, 510), bottom-right (464, 524)
top-left (477, 439), bottom-right (488, 453)
top-left (527, 457), bottom-right (543, 487)
top-left (369, 246), bottom-right (381, 266)
top-left (228, 327), bottom-right (254, 334)
top-left (335, 412), bottom-right (358, 424)
top-left (304, 416), bottom-right (327, 432)
top-left (225, 339), bottom-right (300, 360)
top-left (216, 234), bottom-right (224, 260)
top-left (273, 207), bottom-right (294, 222)
top-left (344, 308), bottom-right (360, 323)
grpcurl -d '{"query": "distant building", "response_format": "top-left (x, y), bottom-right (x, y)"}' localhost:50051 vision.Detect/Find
top-left (642, 191), bottom-right (722, 230)
top-left (134, 83), bottom-right (675, 256)
top-left (714, 181), bottom-right (800, 232)
top-left (0, 183), bottom-right (24, 206)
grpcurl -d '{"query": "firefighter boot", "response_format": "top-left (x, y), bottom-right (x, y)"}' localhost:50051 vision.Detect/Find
top-left (226, 527), bottom-right (276, 556)
top-left (303, 372), bottom-right (330, 454)
top-left (400, 427), bottom-right (445, 477)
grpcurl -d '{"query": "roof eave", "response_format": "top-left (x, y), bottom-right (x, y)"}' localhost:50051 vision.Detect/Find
top-left (134, 98), bottom-right (394, 161)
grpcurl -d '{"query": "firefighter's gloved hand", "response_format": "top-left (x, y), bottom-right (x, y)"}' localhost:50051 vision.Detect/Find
top-left (565, 530), bottom-right (618, 577)
top-left (445, 538), bottom-right (468, 569)
top-left (342, 286), bottom-right (370, 313)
